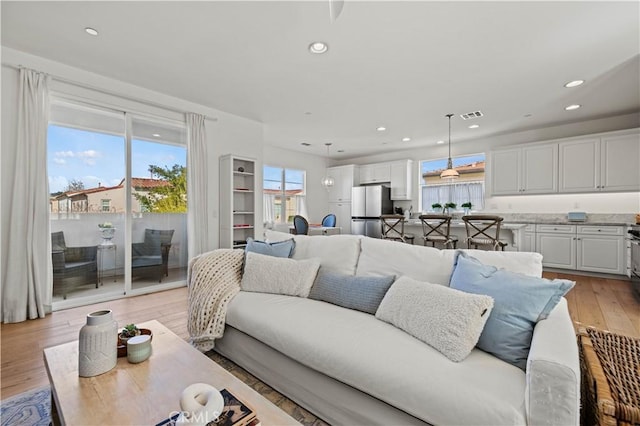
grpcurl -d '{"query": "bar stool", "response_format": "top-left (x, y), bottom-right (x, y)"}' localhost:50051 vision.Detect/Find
top-left (418, 214), bottom-right (458, 249)
top-left (462, 215), bottom-right (508, 251)
top-left (380, 214), bottom-right (415, 244)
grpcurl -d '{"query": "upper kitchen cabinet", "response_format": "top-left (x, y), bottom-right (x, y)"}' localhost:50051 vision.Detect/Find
top-left (490, 144), bottom-right (557, 195)
top-left (559, 131), bottom-right (640, 193)
top-left (326, 165), bottom-right (359, 203)
top-left (359, 163), bottom-right (390, 184)
top-left (389, 160), bottom-right (413, 200)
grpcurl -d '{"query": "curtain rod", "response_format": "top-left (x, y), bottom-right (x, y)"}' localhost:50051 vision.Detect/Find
top-left (3, 62), bottom-right (217, 122)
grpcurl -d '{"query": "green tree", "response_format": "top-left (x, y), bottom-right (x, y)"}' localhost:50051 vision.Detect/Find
top-left (134, 164), bottom-right (187, 213)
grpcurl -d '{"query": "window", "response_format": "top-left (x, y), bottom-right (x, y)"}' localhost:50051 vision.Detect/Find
top-left (263, 166), bottom-right (306, 225)
top-left (419, 154), bottom-right (486, 212)
top-left (101, 199), bottom-right (111, 212)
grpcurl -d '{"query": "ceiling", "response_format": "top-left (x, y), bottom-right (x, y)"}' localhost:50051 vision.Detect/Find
top-left (2, 1), bottom-right (639, 159)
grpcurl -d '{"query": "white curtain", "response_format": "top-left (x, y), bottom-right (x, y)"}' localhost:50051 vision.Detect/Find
top-left (422, 181), bottom-right (485, 211)
top-left (186, 113), bottom-right (209, 258)
top-left (263, 193), bottom-right (276, 229)
top-left (3, 68), bottom-right (51, 323)
top-left (295, 195), bottom-right (309, 219)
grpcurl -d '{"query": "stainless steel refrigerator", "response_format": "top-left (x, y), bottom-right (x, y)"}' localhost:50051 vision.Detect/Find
top-left (351, 186), bottom-right (393, 238)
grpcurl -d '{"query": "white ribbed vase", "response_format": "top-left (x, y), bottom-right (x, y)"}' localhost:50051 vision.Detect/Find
top-left (78, 310), bottom-right (117, 377)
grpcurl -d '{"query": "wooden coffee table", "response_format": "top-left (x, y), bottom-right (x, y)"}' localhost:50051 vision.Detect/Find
top-left (44, 320), bottom-right (299, 425)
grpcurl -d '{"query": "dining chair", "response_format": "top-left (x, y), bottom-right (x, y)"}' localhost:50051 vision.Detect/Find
top-left (380, 214), bottom-right (415, 244)
top-left (462, 215), bottom-right (508, 251)
top-left (321, 213), bottom-right (337, 228)
top-left (418, 214), bottom-right (458, 249)
top-left (293, 215), bottom-right (309, 235)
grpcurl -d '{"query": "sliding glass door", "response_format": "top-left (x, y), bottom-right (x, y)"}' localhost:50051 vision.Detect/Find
top-left (47, 98), bottom-right (187, 308)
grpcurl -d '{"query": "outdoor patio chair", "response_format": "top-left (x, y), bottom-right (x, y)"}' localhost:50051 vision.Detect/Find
top-left (51, 231), bottom-right (98, 299)
top-left (131, 229), bottom-right (174, 282)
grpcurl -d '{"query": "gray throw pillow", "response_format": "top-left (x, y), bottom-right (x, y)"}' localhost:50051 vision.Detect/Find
top-left (308, 271), bottom-right (395, 314)
top-left (245, 237), bottom-right (295, 258)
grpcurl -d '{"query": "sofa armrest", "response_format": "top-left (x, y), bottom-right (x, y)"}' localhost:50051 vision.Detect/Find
top-left (525, 298), bottom-right (580, 426)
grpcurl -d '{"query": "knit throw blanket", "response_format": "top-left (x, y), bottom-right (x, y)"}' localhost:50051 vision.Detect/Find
top-left (187, 249), bottom-right (244, 351)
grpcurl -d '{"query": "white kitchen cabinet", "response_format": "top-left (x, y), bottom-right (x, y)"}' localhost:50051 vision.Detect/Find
top-left (359, 163), bottom-right (390, 184)
top-left (219, 154), bottom-right (257, 249)
top-left (327, 165), bottom-right (359, 203)
top-left (490, 144), bottom-right (557, 195)
top-left (536, 225), bottom-right (577, 269)
top-left (521, 224), bottom-right (536, 252)
top-left (576, 226), bottom-right (625, 275)
top-left (535, 224), bottom-right (625, 274)
top-left (389, 160), bottom-right (413, 200)
top-left (600, 133), bottom-right (640, 192)
top-left (328, 201), bottom-right (352, 234)
top-left (559, 132), bottom-right (640, 193)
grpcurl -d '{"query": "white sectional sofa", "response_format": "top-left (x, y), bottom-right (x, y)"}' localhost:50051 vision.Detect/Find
top-left (211, 231), bottom-right (580, 426)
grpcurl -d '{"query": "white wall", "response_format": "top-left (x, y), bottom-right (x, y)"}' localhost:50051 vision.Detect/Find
top-left (333, 113), bottom-right (640, 214)
top-left (262, 145), bottom-right (330, 224)
top-left (1, 47), bottom-right (264, 288)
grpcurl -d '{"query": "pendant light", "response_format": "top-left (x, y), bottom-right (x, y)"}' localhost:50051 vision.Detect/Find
top-left (440, 113), bottom-right (460, 180)
top-left (321, 143), bottom-right (335, 190)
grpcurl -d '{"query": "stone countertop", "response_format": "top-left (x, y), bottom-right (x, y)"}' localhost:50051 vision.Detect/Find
top-left (406, 220), bottom-right (528, 230)
top-left (503, 221), bottom-right (631, 227)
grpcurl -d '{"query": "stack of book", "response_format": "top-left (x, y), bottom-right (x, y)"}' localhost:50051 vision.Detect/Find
top-left (156, 388), bottom-right (260, 426)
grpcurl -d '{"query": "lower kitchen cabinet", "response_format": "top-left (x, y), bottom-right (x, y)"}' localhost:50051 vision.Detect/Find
top-left (535, 224), bottom-right (625, 275)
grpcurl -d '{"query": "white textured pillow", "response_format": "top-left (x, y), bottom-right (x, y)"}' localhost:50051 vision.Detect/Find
top-left (375, 276), bottom-right (494, 362)
top-left (241, 252), bottom-right (320, 297)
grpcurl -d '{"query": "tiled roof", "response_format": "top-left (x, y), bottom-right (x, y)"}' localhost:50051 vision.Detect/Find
top-left (264, 189), bottom-right (304, 196)
top-left (423, 161), bottom-right (485, 177)
top-left (131, 178), bottom-right (170, 189)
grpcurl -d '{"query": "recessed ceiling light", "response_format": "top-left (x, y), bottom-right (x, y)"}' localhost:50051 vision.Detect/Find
top-left (85, 27), bottom-right (99, 36)
top-left (152, 133), bottom-right (161, 137)
top-left (564, 80), bottom-right (584, 88)
top-left (565, 104), bottom-right (581, 111)
top-left (468, 124), bottom-right (480, 129)
top-left (301, 142), bottom-right (311, 146)
top-left (436, 140), bottom-right (445, 144)
top-left (402, 137), bottom-right (411, 142)
top-left (309, 42), bottom-right (328, 54)
top-left (376, 126), bottom-right (386, 132)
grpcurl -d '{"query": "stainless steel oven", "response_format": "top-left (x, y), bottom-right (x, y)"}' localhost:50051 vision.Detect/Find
top-left (628, 225), bottom-right (640, 301)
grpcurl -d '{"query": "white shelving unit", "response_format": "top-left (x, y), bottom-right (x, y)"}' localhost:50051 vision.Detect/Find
top-left (220, 154), bottom-right (257, 249)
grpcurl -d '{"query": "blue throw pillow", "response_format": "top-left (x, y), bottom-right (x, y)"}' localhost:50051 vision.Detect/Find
top-left (449, 252), bottom-right (574, 370)
top-left (245, 238), bottom-right (295, 258)
top-left (309, 271), bottom-right (396, 315)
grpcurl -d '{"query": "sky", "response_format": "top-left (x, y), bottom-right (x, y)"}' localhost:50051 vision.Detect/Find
top-left (48, 125), bottom-right (186, 194)
top-left (263, 165), bottom-right (304, 191)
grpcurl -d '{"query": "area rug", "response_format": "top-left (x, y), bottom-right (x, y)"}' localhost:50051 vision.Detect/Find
top-left (0, 385), bottom-right (51, 426)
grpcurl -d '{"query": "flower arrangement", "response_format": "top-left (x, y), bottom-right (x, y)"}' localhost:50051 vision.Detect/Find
top-left (98, 222), bottom-right (113, 228)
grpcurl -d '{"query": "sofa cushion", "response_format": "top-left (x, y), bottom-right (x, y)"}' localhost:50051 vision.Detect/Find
top-left (376, 276), bottom-right (493, 362)
top-left (241, 252), bottom-right (320, 297)
top-left (356, 237), bottom-right (456, 284)
top-left (449, 252), bottom-right (575, 370)
top-left (245, 237), bottom-right (295, 258)
top-left (265, 230), bottom-right (362, 275)
top-left (308, 270), bottom-right (395, 314)
top-left (226, 291), bottom-right (527, 425)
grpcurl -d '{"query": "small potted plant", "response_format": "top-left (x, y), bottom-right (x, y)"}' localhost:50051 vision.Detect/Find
top-left (444, 202), bottom-right (457, 214)
top-left (98, 222), bottom-right (116, 244)
top-left (461, 202), bottom-right (473, 215)
top-left (431, 203), bottom-right (443, 213)
top-left (118, 323), bottom-right (140, 344)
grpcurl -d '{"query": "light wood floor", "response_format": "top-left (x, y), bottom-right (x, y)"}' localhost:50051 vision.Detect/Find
top-left (2, 273), bottom-right (639, 400)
